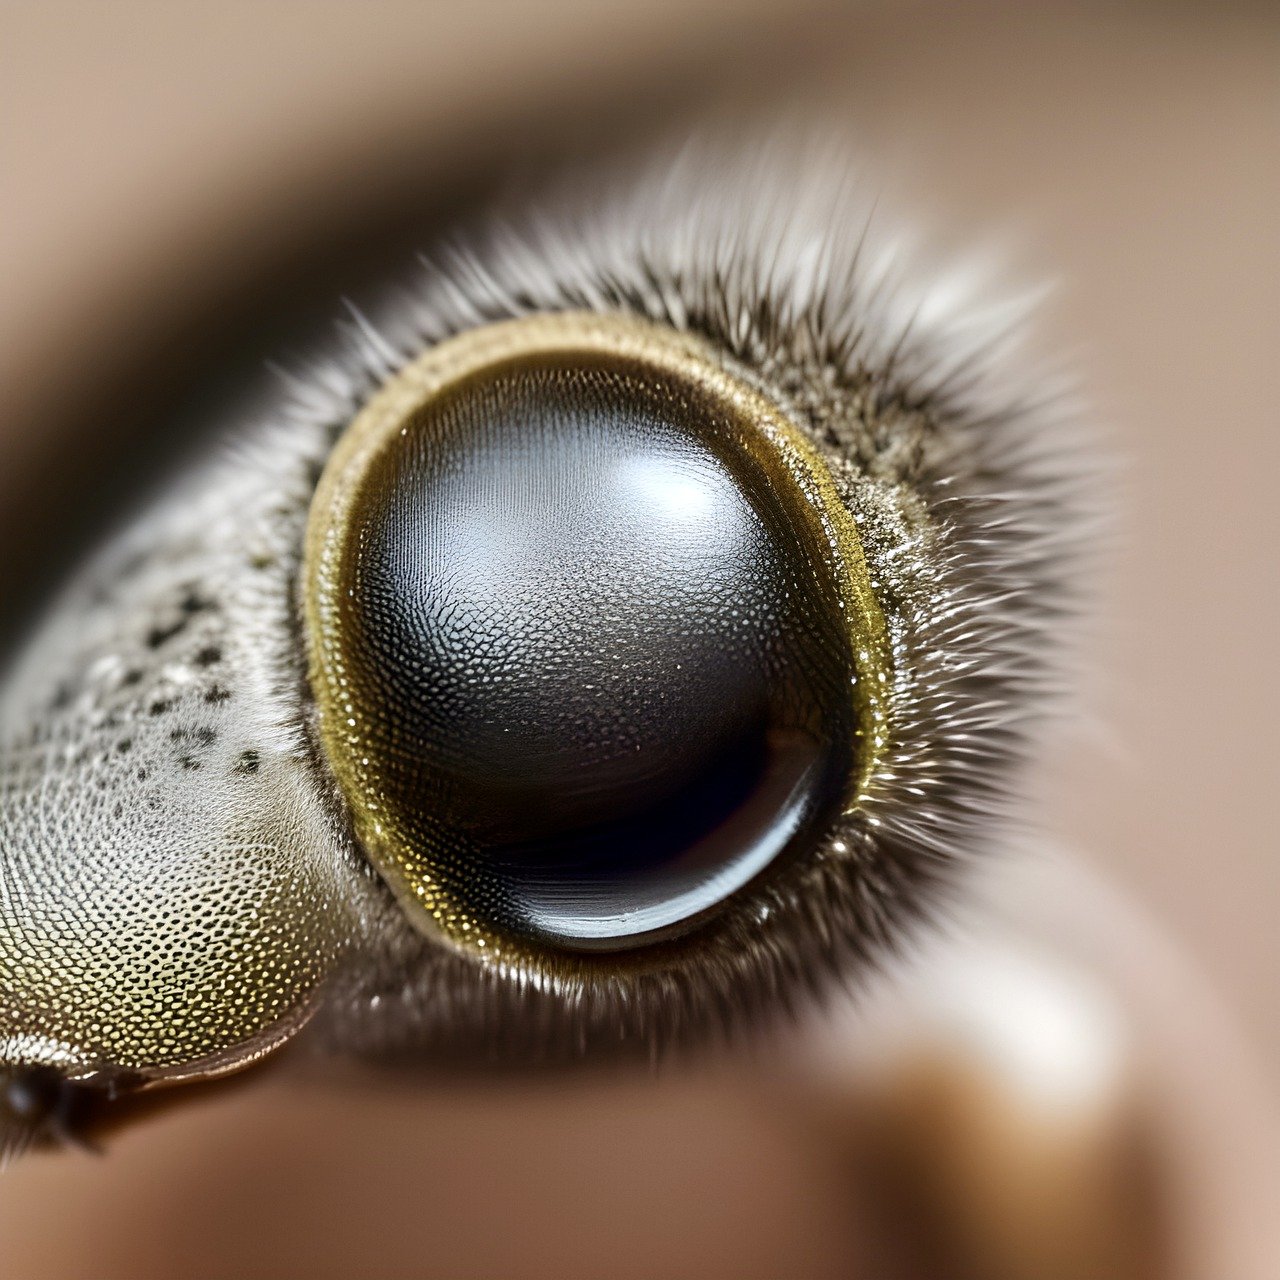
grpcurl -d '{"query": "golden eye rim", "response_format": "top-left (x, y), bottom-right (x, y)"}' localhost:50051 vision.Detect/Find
top-left (303, 309), bottom-right (894, 965)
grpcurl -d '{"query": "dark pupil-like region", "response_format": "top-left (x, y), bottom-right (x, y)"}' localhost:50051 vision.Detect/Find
top-left (346, 358), bottom-right (854, 949)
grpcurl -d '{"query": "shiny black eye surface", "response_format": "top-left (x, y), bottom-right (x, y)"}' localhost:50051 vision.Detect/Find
top-left (340, 356), bottom-right (854, 948)
top-left (306, 312), bottom-right (888, 958)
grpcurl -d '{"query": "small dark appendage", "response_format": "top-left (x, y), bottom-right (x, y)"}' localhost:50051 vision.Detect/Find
top-left (1, 1069), bottom-right (99, 1163)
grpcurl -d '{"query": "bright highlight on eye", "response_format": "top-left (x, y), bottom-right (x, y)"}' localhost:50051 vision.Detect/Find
top-left (305, 312), bottom-right (892, 957)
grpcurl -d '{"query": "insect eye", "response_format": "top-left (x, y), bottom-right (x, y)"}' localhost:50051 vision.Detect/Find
top-left (306, 312), bottom-right (891, 955)
top-left (1, 131), bottom-right (1086, 1152)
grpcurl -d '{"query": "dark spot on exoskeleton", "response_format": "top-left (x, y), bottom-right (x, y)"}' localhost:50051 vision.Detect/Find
top-left (169, 728), bottom-right (217, 769)
top-left (146, 618), bottom-right (187, 649)
top-left (204, 684), bottom-right (231, 704)
top-left (250, 553), bottom-right (276, 572)
top-left (120, 668), bottom-right (142, 687)
top-left (116, 738), bottom-right (133, 754)
top-left (148, 699), bottom-right (175, 716)
top-left (179, 589), bottom-right (214, 616)
top-left (49, 682), bottom-right (74, 712)
top-left (235, 750), bottom-right (260, 776)
top-left (194, 645), bottom-right (222, 668)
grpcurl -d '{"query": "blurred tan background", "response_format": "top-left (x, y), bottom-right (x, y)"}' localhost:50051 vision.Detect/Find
top-left (1, 2), bottom-right (1276, 1277)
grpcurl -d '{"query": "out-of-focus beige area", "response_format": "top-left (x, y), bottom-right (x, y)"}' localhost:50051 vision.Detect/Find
top-left (1, 2), bottom-right (1276, 1278)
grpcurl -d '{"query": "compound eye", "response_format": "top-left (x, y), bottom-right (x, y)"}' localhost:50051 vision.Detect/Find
top-left (305, 312), bottom-right (890, 956)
